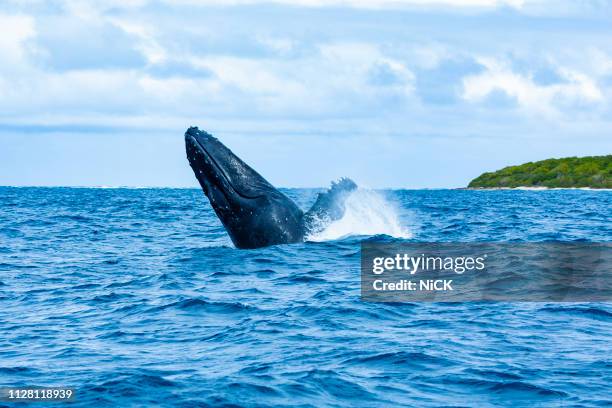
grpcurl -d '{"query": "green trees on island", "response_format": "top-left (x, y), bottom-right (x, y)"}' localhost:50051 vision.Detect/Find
top-left (468, 155), bottom-right (612, 188)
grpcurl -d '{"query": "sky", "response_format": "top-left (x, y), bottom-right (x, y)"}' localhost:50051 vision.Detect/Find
top-left (0, 0), bottom-right (611, 188)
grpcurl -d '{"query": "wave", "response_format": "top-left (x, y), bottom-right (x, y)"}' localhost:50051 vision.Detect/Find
top-left (306, 188), bottom-right (411, 242)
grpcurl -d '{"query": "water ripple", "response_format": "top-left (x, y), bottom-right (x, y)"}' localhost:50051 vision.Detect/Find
top-left (0, 187), bottom-right (610, 406)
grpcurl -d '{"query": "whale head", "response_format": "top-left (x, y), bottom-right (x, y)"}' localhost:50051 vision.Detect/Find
top-left (185, 127), bottom-right (304, 248)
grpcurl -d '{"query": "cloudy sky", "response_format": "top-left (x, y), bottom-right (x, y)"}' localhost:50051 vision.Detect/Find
top-left (0, 0), bottom-right (611, 187)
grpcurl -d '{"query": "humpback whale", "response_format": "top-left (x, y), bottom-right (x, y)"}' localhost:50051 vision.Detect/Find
top-left (185, 127), bottom-right (357, 249)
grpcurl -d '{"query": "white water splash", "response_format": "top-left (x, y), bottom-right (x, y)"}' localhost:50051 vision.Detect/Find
top-left (306, 189), bottom-right (411, 242)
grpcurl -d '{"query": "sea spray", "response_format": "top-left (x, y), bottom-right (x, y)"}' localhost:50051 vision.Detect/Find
top-left (306, 189), bottom-right (411, 241)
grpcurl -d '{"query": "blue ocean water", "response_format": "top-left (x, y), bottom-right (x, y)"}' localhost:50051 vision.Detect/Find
top-left (0, 187), bottom-right (610, 407)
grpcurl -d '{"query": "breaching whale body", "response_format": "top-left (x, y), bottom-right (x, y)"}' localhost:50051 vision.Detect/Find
top-left (185, 127), bottom-right (357, 249)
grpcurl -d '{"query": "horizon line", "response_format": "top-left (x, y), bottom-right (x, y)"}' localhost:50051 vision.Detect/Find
top-left (0, 184), bottom-right (462, 190)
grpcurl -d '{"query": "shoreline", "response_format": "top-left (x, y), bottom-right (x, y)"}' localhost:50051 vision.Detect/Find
top-left (464, 186), bottom-right (612, 191)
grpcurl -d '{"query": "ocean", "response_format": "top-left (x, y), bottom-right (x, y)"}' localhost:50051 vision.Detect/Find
top-left (0, 187), bottom-right (610, 407)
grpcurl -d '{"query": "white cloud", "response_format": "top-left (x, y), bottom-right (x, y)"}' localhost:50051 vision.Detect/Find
top-left (0, 0), bottom-right (610, 131)
top-left (157, 0), bottom-right (527, 9)
top-left (462, 57), bottom-right (604, 116)
top-left (0, 13), bottom-right (39, 107)
top-left (185, 42), bottom-right (415, 117)
top-left (256, 35), bottom-right (295, 54)
top-left (584, 48), bottom-right (612, 77)
top-left (410, 44), bottom-right (452, 69)
top-left (0, 14), bottom-right (36, 65)
top-left (1, 0), bottom-right (530, 15)
top-left (108, 17), bottom-right (167, 64)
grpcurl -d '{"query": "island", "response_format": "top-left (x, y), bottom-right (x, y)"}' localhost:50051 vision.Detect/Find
top-left (468, 155), bottom-right (612, 189)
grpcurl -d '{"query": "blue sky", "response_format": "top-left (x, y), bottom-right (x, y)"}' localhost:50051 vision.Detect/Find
top-left (0, 0), bottom-right (611, 188)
